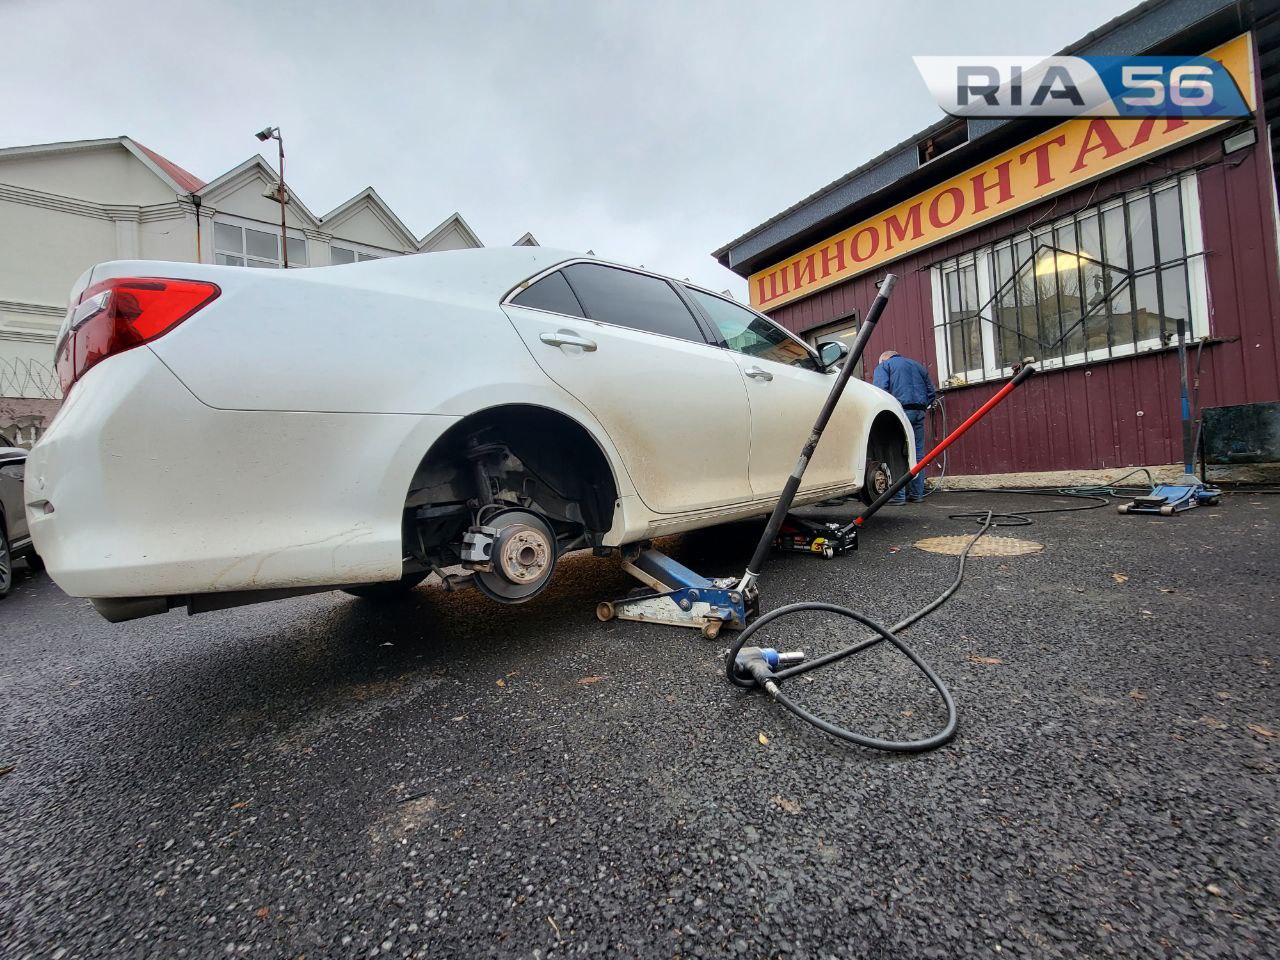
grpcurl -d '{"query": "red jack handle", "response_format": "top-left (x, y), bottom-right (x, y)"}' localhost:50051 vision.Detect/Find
top-left (853, 363), bottom-right (1037, 528)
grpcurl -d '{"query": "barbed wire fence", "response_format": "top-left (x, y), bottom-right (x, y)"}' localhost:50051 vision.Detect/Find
top-left (0, 358), bottom-right (61, 401)
top-left (0, 358), bottom-right (62, 448)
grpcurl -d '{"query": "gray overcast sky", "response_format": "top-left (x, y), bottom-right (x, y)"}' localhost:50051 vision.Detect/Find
top-left (3, 0), bottom-right (1134, 297)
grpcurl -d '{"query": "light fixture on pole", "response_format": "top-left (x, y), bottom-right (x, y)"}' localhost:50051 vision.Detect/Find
top-left (255, 126), bottom-right (289, 268)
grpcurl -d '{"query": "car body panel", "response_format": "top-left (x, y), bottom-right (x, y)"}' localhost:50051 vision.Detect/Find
top-left (502, 300), bottom-right (754, 514)
top-left (26, 348), bottom-right (453, 597)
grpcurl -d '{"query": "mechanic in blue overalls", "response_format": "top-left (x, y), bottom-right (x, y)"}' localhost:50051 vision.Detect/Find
top-left (873, 350), bottom-right (937, 504)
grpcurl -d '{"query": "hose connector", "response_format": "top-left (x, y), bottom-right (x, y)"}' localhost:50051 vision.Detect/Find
top-left (732, 647), bottom-right (805, 687)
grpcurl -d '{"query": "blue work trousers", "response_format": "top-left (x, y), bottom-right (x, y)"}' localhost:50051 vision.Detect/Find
top-left (890, 411), bottom-right (927, 502)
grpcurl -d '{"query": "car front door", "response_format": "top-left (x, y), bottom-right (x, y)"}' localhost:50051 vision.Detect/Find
top-left (501, 262), bottom-right (753, 514)
top-left (684, 287), bottom-right (859, 499)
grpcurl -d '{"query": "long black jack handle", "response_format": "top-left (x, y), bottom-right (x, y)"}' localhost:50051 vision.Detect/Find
top-left (737, 274), bottom-right (898, 593)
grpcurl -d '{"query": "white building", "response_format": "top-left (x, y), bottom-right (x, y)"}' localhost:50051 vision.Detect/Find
top-left (0, 136), bottom-right (537, 442)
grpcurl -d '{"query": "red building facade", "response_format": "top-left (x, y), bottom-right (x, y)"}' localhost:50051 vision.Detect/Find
top-left (715, 3), bottom-right (1280, 477)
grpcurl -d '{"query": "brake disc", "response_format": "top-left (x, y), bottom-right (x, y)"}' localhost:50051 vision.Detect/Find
top-left (472, 509), bottom-right (559, 603)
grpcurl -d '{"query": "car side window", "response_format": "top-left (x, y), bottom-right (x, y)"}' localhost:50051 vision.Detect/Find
top-left (510, 270), bottom-right (586, 318)
top-left (561, 264), bottom-right (706, 344)
top-left (686, 288), bottom-right (817, 369)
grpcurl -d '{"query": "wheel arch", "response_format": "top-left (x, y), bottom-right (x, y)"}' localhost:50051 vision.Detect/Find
top-left (403, 402), bottom-right (624, 538)
top-left (859, 405), bottom-right (914, 489)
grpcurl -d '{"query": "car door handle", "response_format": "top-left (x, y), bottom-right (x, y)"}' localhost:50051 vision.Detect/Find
top-left (540, 331), bottom-right (597, 352)
top-left (744, 365), bottom-right (773, 381)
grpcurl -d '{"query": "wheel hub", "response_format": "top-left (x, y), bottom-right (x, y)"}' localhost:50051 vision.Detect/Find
top-left (470, 509), bottom-right (560, 604)
top-left (495, 525), bottom-right (553, 585)
top-left (868, 460), bottom-right (892, 496)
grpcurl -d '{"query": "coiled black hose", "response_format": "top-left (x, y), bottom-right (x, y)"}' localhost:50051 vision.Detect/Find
top-left (725, 511), bottom-right (996, 753)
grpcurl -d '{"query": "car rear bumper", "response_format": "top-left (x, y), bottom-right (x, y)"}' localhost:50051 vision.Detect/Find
top-left (26, 347), bottom-right (457, 600)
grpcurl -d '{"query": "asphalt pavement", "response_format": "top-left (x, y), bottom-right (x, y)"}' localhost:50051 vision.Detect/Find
top-left (1, 491), bottom-right (1277, 959)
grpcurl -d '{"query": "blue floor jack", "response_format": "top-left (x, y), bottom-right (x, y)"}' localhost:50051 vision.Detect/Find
top-left (595, 545), bottom-right (756, 640)
top-left (1117, 317), bottom-right (1221, 516)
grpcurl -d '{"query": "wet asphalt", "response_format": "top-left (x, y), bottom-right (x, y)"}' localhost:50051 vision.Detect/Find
top-left (1, 491), bottom-right (1277, 960)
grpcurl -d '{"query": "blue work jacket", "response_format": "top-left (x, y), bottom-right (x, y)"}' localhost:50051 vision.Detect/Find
top-left (873, 355), bottom-right (937, 411)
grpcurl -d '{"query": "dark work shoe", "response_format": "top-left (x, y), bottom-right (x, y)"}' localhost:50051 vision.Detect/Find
top-left (888, 497), bottom-right (907, 506)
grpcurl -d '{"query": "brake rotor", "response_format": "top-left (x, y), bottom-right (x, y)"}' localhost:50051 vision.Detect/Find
top-left (473, 509), bottom-right (559, 603)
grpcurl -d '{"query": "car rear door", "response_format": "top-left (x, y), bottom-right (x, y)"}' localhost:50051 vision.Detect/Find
top-left (501, 262), bottom-right (752, 514)
top-left (683, 287), bottom-right (859, 498)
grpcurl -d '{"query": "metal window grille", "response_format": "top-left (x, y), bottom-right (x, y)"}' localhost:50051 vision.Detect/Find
top-left (931, 172), bottom-right (1208, 386)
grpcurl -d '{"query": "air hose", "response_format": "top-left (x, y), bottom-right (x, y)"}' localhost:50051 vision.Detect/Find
top-left (726, 511), bottom-right (995, 752)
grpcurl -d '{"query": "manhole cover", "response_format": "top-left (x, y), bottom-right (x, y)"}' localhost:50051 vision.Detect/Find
top-left (914, 534), bottom-right (1044, 557)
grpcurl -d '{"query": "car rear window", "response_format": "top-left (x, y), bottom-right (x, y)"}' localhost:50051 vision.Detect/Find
top-left (510, 270), bottom-right (586, 318)
top-left (562, 264), bottom-right (705, 343)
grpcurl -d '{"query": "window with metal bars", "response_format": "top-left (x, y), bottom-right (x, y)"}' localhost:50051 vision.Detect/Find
top-left (930, 172), bottom-right (1208, 386)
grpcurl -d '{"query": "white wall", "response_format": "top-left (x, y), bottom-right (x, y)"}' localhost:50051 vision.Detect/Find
top-left (0, 140), bottom-right (489, 399)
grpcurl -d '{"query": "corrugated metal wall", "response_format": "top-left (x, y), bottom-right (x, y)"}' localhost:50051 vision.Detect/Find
top-left (767, 113), bottom-right (1280, 476)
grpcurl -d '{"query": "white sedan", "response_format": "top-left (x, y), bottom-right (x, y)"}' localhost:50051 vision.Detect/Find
top-left (27, 249), bottom-right (914, 621)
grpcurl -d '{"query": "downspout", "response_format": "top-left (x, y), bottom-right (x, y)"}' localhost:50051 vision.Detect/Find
top-left (190, 192), bottom-right (203, 262)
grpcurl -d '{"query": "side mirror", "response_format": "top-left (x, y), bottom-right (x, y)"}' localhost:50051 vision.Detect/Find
top-left (819, 341), bottom-right (849, 369)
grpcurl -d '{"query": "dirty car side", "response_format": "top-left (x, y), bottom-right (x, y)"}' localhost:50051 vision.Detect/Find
top-left (26, 247), bottom-right (913, 621)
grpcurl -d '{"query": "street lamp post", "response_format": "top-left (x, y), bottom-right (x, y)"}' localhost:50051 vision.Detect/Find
top-left (255, 126), bottom-right (288, 268)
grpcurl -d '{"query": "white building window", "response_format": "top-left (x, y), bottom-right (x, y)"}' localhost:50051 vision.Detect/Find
top-left (930, 172), bottom-right (1208, 386)
top-left (214, 219), bottom-right (307, 268)
top-left (329, 243), bottom-right (390, 265)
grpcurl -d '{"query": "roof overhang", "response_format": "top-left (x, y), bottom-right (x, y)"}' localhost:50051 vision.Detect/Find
top-left (714, 0), bottom-right (1248, 278)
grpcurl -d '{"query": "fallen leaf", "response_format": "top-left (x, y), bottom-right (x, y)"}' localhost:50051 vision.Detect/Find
top-left (1129, 690), bottom-right (1148, 702)
top-left (772, 796), bottom-right (801, 815)
top-left (255, 907), bottom-right (269, 919)
top-left (1258, 658), bottom-right (1273, 669)
top-left (900, 710), bottom-right (914, 718)
top-left (450, 715), bottom-right (466, 722)
top-left (1246, 723), bottom-right (1276, 739)
top-left (495, 678), bottom-right (506, 688)
top-left (967, 655), bottom-right (1003, 665)
top-left (547, 915), bottom-right (562, 940)
top-left (757, 732), bottom-right (770, 746)
top-left (1158, 587), bottom-right (1175, 593)
top-left (1206, 883), bottom-right (1226, 897)
top-left (230, 801), bottom-right (250, 810)
top-left (506, 671), bottom-right (520, 678)
top-left (1199, 716), bottom-right (1228, 730)
top-left (0, 765), bottom-right (14, 777)
top-left (1216, 691), bottom-right (1232, 700)
top-left (1112, 573), bottom-right (1129, 583)
top-left (452, 828), bottom-right (465, 839)
top-left (577, 676), bottom-right (605, 685)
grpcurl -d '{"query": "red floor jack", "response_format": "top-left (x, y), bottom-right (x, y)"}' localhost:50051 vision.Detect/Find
top-left (774, 362), bottom-right (1038, 556)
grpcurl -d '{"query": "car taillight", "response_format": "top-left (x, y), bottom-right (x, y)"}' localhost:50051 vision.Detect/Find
top-left (56, 277), bottom-right (219, 396)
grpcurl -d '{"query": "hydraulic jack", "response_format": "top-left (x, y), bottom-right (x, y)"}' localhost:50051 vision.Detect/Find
top-left (1117, 316), bottom-right (1220, 516)
top-left (596, 544), bottom-right (757, 640)
top-left (773, 514), bottom-right (859, 558)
